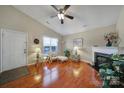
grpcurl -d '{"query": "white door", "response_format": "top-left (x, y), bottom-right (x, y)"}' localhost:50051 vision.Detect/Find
top-left (2, 29), bottom-right (27, 72)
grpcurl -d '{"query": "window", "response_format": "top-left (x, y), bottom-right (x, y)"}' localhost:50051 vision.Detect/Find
top-left (43, 37), bottom-right (58, 54)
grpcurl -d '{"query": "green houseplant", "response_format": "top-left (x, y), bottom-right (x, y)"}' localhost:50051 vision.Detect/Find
top-left (111, 54), bottom-right (124, 61)
top-left (64, 49), bottom-right (70, 58)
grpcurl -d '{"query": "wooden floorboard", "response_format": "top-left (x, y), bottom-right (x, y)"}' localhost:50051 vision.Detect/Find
top-left (0, 60), bottom-right (103, 88)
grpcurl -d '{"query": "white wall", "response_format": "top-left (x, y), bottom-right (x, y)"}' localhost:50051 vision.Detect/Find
top-left (63, 25), bottom-right (116, 63)
top-left (0, 6), bottom-right (62, 64)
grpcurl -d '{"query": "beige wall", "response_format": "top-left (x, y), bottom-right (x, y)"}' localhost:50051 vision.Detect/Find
top-left (63, 25), bottom-right (116, 63)
top-left (116, 6), bottom-right (124, 54)
top-left (116, 6), bottom-right (124, 47)
top-left (0, 6), bottom-right (62, 64)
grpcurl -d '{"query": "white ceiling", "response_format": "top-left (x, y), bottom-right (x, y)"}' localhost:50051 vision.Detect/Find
top-left (13, 5), bottom-right (122, 35)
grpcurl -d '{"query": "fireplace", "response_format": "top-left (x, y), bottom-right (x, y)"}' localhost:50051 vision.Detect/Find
top-left (92, 47), bottom-right (119, 70)
top-left (94, 52), bottom-right (112, 71)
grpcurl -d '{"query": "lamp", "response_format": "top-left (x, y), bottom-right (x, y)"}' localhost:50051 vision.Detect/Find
top-left (34, 47), bottom-right (41, 73)
top-left (74, 46), bottom-right (78, 55)
top-left (35, 47), bottom-right (41, 62)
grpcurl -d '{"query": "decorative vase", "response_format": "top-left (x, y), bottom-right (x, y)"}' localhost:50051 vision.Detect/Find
top-left (106, 39), bottom-right (112, 47)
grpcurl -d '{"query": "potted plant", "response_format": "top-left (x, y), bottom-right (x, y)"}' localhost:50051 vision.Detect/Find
top-left (111, 54), bottom-right (124, 61)
top-left (64, 49), bottom-right (70, 58)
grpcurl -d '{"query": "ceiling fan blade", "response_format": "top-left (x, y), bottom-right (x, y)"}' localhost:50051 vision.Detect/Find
top-left (63, 5), bottom-right (70, 12)
top-left (51, 5), bottom-right (59, 11)
top-left (61, 19), bottom-right (64, 24)
top-left (50, 15), bottom-right (57, 18)
top-left (65, 15), bottom-right (74, 20)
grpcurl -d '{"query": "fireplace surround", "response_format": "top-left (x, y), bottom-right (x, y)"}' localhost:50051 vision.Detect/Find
top-left (92, 47), bottom-right (119, 70)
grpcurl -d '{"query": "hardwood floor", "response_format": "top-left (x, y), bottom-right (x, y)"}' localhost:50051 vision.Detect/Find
top-left (0, 61), bottom-right (103, 88)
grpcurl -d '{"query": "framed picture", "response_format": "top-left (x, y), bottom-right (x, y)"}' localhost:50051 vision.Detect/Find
top-left (73, 38), bottom-right (83, 48)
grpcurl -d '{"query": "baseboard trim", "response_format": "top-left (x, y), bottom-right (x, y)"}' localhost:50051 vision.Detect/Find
top-left (80, 59), bottom-right (93, 65)
top-left (27, 62), bottom-right (36, 66)
top-left (27, 61), bottom-right (44, 66)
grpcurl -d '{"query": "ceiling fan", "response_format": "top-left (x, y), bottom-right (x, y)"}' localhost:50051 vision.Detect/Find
top-left (51, 5), bottom-right (74, 24)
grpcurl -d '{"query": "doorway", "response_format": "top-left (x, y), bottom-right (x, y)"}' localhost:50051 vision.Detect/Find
top-left (0, 29), bottom-right (27, 72)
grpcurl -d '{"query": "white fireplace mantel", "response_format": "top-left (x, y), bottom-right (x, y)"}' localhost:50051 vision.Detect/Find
top-left (92, 47), bottom-right (119, 64)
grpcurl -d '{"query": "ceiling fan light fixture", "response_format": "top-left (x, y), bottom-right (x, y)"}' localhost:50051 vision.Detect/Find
top-left (61, 14), bottom-right (64, 19)
top-left (51, 5), bottom-right (73, 24)
top-left (57, 13), bottom-right (61, 20)
top-left (57, 13), bottom-right (64, 20)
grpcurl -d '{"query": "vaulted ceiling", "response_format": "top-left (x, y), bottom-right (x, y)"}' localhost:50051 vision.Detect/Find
top-left (14, 5), bottom-right (122, 35)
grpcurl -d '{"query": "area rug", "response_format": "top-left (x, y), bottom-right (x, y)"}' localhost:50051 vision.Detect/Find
top-left (0, 66), bottom-right (29, 85)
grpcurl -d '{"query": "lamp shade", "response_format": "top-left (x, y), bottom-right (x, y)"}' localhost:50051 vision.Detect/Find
top-left (74, 46), bottom-right (78, 51)
top-left (35, 47), bottom-right (41, 53)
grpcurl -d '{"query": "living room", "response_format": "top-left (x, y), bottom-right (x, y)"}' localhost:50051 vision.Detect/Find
top-left (0, 5), bottom-right (124, 88)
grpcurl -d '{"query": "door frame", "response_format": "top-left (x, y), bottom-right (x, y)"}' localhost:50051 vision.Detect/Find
top-left (0, 29), bottom-right (3, 73)
top-left (0, 28), bottom-right (28, 72)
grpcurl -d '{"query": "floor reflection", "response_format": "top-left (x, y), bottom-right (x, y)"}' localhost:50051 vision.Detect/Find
top-left (34, 74), bottom-right (42, 81)
top-left (43, 66), bottom-right (59, 87)
top-left (91, 68), bottom-right (103, 87)
top-left (73, 67), bottom-right (82, 77)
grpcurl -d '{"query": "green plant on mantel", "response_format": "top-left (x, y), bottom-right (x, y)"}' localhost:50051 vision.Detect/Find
top-left (111, 54), bottom-right (124, 61)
